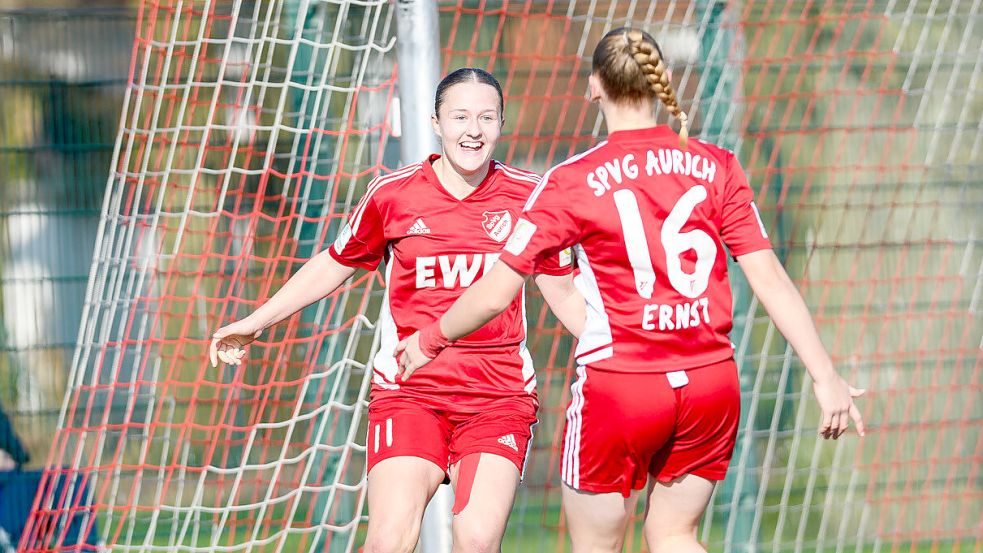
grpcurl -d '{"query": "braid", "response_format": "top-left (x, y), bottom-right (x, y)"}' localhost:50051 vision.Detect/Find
top-left (626, 30), bottom-right (689, 147)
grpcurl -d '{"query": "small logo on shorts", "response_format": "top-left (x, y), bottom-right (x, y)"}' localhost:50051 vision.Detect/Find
top-left (497, 434), bottom-right (518, 452)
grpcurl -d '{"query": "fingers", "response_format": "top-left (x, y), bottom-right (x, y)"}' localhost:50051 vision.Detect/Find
top-left (210, 327), bottom-right (230, 367)
top-left (820, 410), bottom-right (833, 438)
top-left (209, 338), bottom-right (219, 368)
top-left (849, 403), bottom-right (866, 437)
top-left (217, 346), bottom-right (231, 366)
top-left (846, 386), bottom-right (866, 437)
top-left (397, 353), bottom-right (418, 381)
top-left (822, 405), bottom-right (867, 440)
top-left (396, 351), bottom-right (407, 379)
top-left (396, 351), bottom-right (427, 381)
top-left (211, 340), bottom-right (246, 367)
top-left (827, 418), bottom-right (837, 440)
top-left (394, 339), bottom-right (407, 355)
top-left (821, 409), bottom-right (845, 440)
top-left (401, 363), bottom-right (417, 381)
top-left (834, 412), bottom-right (847, 439)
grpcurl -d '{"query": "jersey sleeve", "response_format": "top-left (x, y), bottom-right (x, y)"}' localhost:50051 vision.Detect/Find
top-left (530, 246), bottom-right (574, 276)
top-left (329, 190), bottom-right (388, 270)
top-left (719, 153), bottom-right (773, 257)
top-left (499, 174), bottom-right (582, 275)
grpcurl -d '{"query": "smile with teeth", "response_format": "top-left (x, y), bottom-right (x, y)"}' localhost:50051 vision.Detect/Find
top-left (460, 141), bottom-right (483, 151)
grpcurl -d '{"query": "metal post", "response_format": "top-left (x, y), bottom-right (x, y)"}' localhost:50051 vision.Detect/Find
top-left (394, 2), bottom-right (453, 553)
top-left (395, 0), bottom-right (442, 163)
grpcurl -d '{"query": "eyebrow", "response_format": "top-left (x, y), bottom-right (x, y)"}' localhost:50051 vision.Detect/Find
top-left (447, 108), bottom-right (499, 114)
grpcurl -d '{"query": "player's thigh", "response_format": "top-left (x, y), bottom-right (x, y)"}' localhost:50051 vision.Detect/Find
top-left (444, 397), bottom-right (535, 548)
top-left (643, 474), bottom-right (715, 543)
top-left (365, 456), bottom-right (446, 550)
top-left (561, 482), bottom-right (642, 553)
top-left (365, 398), bottom-right (452, 542)
top-left (448, 453), bottom-right (520, 551)
top-left (367, 456), bottom-right (447, 519)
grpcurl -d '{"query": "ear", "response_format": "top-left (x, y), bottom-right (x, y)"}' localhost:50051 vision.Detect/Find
top-left (587, 74), bottom-right (603, 103)
top-left (431, 113), bottom-right (441, 137)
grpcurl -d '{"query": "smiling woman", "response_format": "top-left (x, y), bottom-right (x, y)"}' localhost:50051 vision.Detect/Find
top-left (209, 67), bottom-right (586, 553)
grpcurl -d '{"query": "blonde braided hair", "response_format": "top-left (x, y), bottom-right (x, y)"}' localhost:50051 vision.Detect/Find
top-left (625, 29), bottom-right (688, 147)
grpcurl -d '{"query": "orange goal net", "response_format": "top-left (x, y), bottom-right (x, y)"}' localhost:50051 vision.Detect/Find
top-left (21, 1), bottom-right (981, 552)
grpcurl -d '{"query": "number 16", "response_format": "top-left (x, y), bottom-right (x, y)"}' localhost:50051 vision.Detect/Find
top-left (613, 186), bottom-right (717, 300)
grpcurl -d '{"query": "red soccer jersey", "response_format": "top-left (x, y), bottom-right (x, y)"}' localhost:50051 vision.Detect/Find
top-left (499, 126), bottom-right (772, 373)
top-left (330, 155), bottom-right (572, 408)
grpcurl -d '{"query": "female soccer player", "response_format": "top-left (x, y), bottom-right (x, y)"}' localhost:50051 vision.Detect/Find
top-left (209, 68), bottom-right (583, 553)
top-left (396, 30), bottom-right (866, 553)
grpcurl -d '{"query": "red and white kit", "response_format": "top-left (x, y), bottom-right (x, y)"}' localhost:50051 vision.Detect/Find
top-left (331, 155), bottom-right (571, 473)
top-left (498, 126), bottom-right (772, 494)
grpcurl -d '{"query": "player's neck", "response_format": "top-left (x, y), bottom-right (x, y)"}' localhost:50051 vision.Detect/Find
top-left (433, 156), bottom-right (490, 200)
top-left (600, 102), bottom-right (659, 134)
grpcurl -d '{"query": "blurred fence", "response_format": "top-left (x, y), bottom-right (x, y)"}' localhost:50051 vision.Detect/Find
top-left (0, 7), bottom-right (134, 464)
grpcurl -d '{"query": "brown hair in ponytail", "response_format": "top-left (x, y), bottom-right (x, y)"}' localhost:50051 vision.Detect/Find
top-left (592, 27), bottom-right (688, 147)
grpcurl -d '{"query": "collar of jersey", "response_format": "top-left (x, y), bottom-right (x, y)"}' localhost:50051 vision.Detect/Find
top-left (605, 124), bottom-right (678, 144)
top-left (422, 153), bottom-right (499, 202)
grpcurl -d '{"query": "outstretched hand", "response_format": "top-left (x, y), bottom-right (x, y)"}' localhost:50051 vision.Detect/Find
top-left (209, 318), bottom-right (264, 367)
top-left (812, 374), bottom-right (866, 439)
top-left (394, 332), bottom-right (434, 381)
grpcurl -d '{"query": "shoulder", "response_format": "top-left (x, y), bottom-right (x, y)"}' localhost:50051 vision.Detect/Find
top-left (690, 138), bottom-right (738, 167)
top-left (522, 141), bottom-right (609, 210)
top-left (494, 161), bottom-right (542, 186)
top-left (362, 162), bottom-right (426, 205)
top-left (545, 140), bottom-right (611, 181)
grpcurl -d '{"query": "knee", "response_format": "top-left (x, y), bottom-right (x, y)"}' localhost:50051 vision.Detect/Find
top-left (570, 534), bottom-right (625, 553)
top-left (363, 519), bottom-right (420, 553)
top-left (647, 526), bottom-right (701, 553)
top-left (566, 510), bottom-right (629, 553)
top-left (452, 520), bottom-right (503, 553)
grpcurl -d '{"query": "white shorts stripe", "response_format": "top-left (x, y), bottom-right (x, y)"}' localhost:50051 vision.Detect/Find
top-left (563, 365), bottom-right (588, 488)
top-left (385, 418), bottom-right (393, 447)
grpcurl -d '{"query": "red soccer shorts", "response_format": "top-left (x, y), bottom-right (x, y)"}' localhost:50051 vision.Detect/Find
top-left (366, 395), bottom-right (538, 477)
top-left (561, 358), bottom-right (740, 497)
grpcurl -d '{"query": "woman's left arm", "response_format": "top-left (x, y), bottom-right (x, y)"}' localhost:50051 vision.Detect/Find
top-left (737, 249), bottom-right (866, 438)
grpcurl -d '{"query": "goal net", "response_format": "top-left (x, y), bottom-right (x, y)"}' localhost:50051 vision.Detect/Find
top-left (21, 1), bottom-right (981, 552)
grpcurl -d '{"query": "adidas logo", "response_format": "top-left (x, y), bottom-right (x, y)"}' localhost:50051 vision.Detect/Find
top-left (407, 218), bottom-right (431, 235)
top-left (497, 434), bottom-right (518, 452)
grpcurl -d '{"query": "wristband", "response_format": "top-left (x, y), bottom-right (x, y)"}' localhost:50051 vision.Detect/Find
top-left (418, 321), bottom-right (453, 358)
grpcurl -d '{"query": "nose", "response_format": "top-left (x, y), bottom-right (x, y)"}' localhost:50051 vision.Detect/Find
top-left (465, 117), bottom-right (482, 137)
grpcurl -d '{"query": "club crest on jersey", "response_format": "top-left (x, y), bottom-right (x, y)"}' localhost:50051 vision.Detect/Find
top-left (481, 210), bottom-right (512, 242)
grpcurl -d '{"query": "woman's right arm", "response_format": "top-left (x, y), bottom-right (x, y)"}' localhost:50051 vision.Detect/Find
top-left (535, 272), bottom-right (585, 338)
top-left (210, 250), bottom-right (357, 366)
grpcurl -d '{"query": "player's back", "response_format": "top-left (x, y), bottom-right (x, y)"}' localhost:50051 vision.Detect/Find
top-left (543, 125), bottom-right (771, 373)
